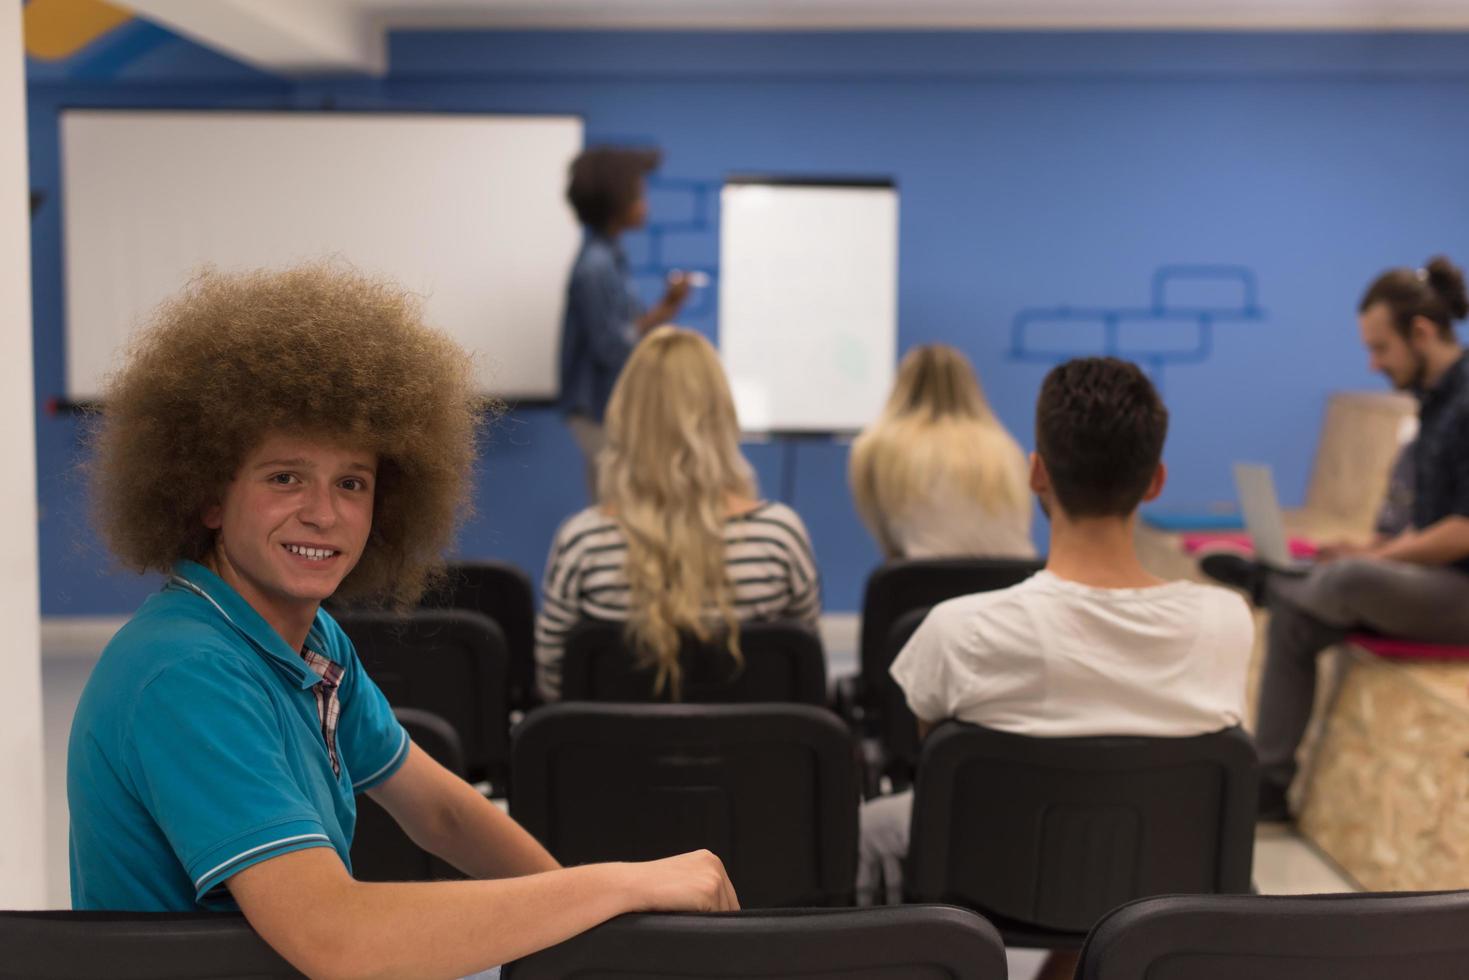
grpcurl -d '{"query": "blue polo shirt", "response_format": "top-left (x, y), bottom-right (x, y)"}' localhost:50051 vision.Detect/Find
top-left (68, 560), bottom-right (409, 911)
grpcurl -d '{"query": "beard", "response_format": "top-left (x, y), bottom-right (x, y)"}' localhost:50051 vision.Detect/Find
top-left (1405, 350), bottom-right (1430, 392)
top-left (1386, 350), bottom-right (1429, 392)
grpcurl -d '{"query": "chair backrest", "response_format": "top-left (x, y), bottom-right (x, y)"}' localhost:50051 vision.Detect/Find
top-left (907, 722), bottom-right (1257, 939)
top-left (419, 560), bottom-right (537, 709)
top-left (511, 703), bottom-right (858, 907)
top-left (335, 608), bottom-right (510, 784)
top-left (560, 619), bottom-right (826, 705)
top-left (0, 910), bottom-right (301, 979)
top-left (880, 605), bottom-right (934, 779)
top-left (504, 905), bottom-right (1007, 980)
top-left (351, 707), bottom-right (466, 883)
top-left (858, 558), bottom-right (1043, 714)
top-left (1079, 891), bottom-right (1469, 980)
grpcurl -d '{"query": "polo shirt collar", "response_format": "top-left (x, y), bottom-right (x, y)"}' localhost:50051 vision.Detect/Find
top-left (169, 560), bottom-right (326, 690)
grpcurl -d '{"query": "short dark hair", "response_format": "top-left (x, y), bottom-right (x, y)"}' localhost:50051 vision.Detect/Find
top-left (566, 146), bottom-right (660, 233)
top-left (1035, 357), bottom-right (1168, 518)
top-left (1359, 255), bottom-right (1469, 341)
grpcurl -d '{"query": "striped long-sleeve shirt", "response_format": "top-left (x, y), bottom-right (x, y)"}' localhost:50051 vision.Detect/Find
top-left (534, 501), bottom-right (822, 700)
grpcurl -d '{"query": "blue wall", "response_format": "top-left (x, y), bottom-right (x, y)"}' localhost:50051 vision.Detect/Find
top-left (28, 27), bottom-right (1469, 614)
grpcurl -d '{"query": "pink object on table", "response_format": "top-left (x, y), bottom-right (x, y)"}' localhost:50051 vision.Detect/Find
top-left (1349, 634), bottom-right (1469, 661)
top-left (1178, 533), bottom-right (1319, 559)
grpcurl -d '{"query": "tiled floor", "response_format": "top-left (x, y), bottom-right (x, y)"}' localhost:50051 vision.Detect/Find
top-left (41, 612), bottom-right (1356, 965)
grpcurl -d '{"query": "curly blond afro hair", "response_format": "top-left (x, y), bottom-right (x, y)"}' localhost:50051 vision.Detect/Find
top-left (90, 263), bottom-right (483, 606)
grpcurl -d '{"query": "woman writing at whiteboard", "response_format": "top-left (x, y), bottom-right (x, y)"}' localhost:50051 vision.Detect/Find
top-left (560, 146), bottom-right (691, 492)
top-left (850, 345), bottom-right (1035, 560)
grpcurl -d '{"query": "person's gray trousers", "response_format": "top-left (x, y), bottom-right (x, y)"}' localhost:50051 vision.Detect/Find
top-left (566, 413), bottom-right (607, 501)
top-left (1256, 557), bottom-right (1469, 790)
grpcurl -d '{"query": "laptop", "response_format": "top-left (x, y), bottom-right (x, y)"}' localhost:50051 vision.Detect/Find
top-left (1232, 462), bottom-right (1313, 573)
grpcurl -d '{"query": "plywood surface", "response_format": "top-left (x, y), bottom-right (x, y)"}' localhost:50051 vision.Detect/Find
top-left (1300, 645), bottom-right (1469, 890)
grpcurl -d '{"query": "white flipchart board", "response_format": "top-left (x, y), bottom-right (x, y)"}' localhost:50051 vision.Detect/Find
top-left (61, 110), bottom-right (583, 401)
top-left (718, 178), bottom-right (898, 433)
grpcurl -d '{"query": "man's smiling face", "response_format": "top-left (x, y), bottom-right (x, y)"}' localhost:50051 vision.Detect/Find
top-left (203, 432), bottom-right (377, 636)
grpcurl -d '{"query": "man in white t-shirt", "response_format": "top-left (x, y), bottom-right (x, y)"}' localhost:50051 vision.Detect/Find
top-left (859, 357), bottom-right (1252, 977)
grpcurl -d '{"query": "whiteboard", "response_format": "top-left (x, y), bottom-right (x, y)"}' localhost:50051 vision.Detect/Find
top-left (718, 179), bottom-right (898, 433)
top-left (61, 110), bottom-right (583, 401)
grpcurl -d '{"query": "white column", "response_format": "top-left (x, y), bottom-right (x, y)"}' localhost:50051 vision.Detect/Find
top-left (0, 3), bottom-right (47, 909)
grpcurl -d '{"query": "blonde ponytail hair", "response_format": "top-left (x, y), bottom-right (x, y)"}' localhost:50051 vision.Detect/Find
top-left (598, 326), bottom-right (755, 698)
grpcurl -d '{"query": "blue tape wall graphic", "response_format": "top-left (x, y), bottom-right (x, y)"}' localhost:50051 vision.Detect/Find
top-left (627, 175), bottom-right (722, 321)
top-left (1009, 265), bottom-right (1265, 394)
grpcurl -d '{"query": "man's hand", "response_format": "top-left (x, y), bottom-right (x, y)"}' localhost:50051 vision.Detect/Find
top-left (1315, 540), bottom-right (1372, 563)
top-left (623, 849), bottom-right (739, 913)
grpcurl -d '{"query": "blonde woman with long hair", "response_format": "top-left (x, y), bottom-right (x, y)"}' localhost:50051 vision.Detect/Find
top-left (850, 344), bottom-right (1034, 560)
top-left (535, 326), bottom-right (821, 700)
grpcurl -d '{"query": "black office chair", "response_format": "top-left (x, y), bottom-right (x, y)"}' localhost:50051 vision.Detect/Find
top-left (335, 608), bottom-right (510, 788)
top-left (850, 558), bottom-right (1043, 727)
top-left (906, 721), bottom-right (1257, 948)
top-left (505, 905), bottom-right (1007, 979)
top-left (878, 605), bottom-right (932, 784)
top-left (0, 910), bottom-right (301, 979)
top-left (351, 707), bottom-right (466, 882)
top-left (420, 560), bottom-right (538, 711)
top-left (1079, 891), bottom-right (1469, 980)
top-left (511, 703), bottom-right (859, 907)
top-left (560, 618), bottom-right (826, 705)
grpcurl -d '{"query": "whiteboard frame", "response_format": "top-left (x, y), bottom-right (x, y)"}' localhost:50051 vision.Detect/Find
top-left (718, 175), bottom-right (899, 435)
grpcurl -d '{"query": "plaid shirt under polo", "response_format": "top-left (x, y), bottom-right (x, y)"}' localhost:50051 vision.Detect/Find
top-left (68, 560), bottom-right (409, 912)
top-left (300, 647), bottom-right (346, 777)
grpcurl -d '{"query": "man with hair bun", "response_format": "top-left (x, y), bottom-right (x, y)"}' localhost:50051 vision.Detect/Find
top-left (1207, 255), bottom-right (1469, 822)
top-left (70, 264), bottom-right (736, 979)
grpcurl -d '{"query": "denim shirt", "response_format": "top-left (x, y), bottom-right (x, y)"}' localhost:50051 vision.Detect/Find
top-left (1412, 352), bottom-right (1469, 573)
top-left (558, 231), bottom-right (643, 421)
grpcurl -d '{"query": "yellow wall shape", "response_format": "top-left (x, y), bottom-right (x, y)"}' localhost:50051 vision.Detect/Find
top-left (24, 0), bottom-right (132, 62)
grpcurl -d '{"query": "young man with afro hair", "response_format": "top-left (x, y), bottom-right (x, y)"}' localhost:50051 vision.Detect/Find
top-left (70, 264), bottom-right (736, 979)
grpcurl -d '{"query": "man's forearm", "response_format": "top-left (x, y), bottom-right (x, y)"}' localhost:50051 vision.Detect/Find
top-left (229, 846), bottom-right (737, 980)
top-left (243, 855), bottom-right (637, 980)
top-left (369, 745), bottom-right (558, 881)
top-left (347, 866), bottom-right (640, 979)
top-left (426, 791), bottom-right (559, 880)
top-left (1372, 517), bottom-right (1469, 565)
